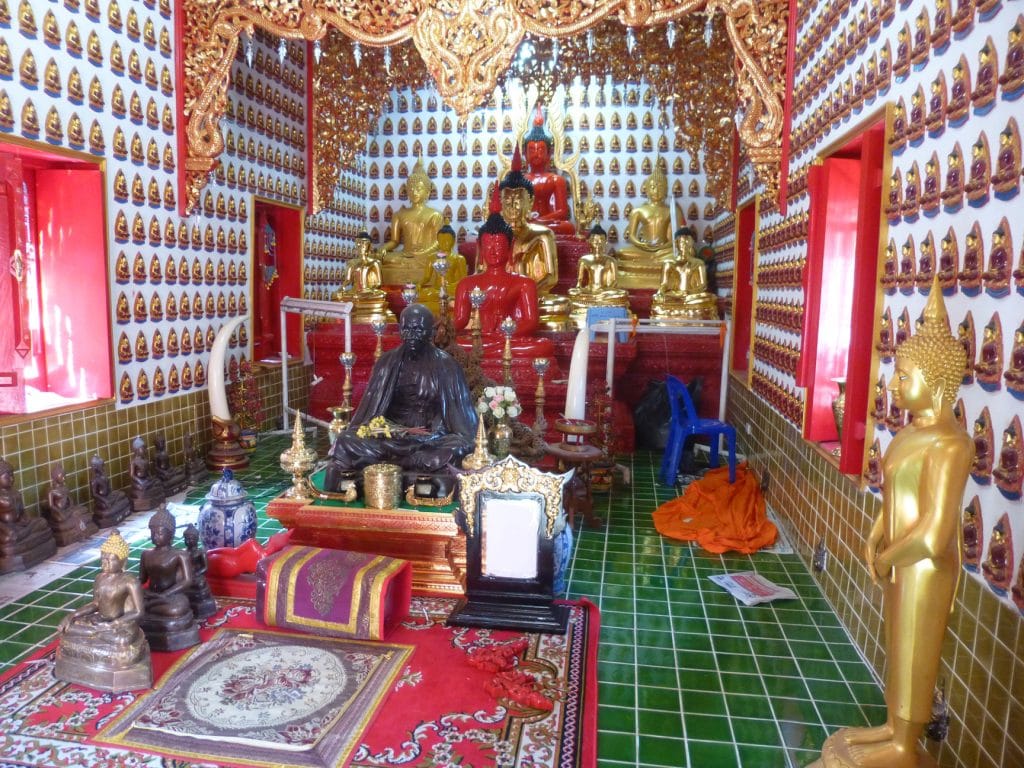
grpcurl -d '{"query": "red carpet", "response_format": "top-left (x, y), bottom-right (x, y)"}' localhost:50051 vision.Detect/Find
top-left (0, 596), bottom-right (598, 768)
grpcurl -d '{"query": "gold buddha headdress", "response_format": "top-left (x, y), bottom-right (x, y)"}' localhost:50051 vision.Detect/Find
top-left (100, 529), bottom-right (130, 561)
top-left (895, 276), bottom-right (965, 405)
top-left (643, 158), bottom-right (668, 196)
top-left (408, 155), bottom-right (431, 189)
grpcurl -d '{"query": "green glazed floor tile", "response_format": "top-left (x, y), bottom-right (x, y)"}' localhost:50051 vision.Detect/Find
top-left (686, 739), bottom-right (740, 768)
top-left (637, 735), bottom-right (687, 767)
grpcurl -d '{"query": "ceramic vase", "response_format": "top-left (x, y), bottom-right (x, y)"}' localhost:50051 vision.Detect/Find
top-left (490, 417), bottom-right (513, 460)
top-left (197, 468), bottom-right (257, 550)
top-left (831, 377), bottom-right (847, 441)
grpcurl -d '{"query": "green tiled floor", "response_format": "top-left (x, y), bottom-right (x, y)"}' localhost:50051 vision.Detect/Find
top-left (0, 437), bottom-right (885, 767)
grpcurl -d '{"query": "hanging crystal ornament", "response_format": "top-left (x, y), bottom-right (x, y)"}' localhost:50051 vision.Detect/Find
top-left (586, 29), bottom-right (594, 55)
top-left (626, 27), bottom-right (637, 56)
top-left (277, 38), bottom-right (287, 64)
top-left (353, 41), bottom-right (362, 67)
top-left (313, 39), bottom-right (322, 65)
top-left (243, 32), bottom-right (253, 67)
top-left (383, 46), bottom-right (392, 74)
top-left (551, 39), bottom-right (560, 70)
top-left (666, 21), bottom-right (677, 49)
top-left (704, 9), bottom-right (715, 47)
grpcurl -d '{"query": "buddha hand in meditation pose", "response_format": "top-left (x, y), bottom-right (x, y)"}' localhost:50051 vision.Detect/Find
top-left (89, 454), bottom-right (131, 528)
top-left (568, 224), bottom-right (630, 328)
top-left (138, 505), bottom-right (200, 651)
top-left (43, 462), bottom-right (98, 547)
top-left (182, 524), bottom-right (218, 620)
top-left (55, 529), bottom-right (152, 691)
top-left (152, 433), bottom-right (186, 496)
top-left (379, 158), bottom-right (444, 286)
top-left (521, 106), bottom-right (575, 236)
top-left (651, 227), bottom-right (720, 320)
top-left (332, 230), bottom-right (393, 323)
top-left (499, 149), bottom-right (572, 330)
top-left (454, 187), bottom-right (556, 358)
top-left (128, 436), bottom-right (165, 513)
top-left (0, 457), bottom-right (57, 575)
top-left (324, 303), bottom-right (478, 499)
top-left (617, 161), bottom-right (676, 289)
top-left (812, 285), bottom-right (973, 768)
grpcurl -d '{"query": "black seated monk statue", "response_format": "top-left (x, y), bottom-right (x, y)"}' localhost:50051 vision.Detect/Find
top-left (324, 303), bottom-right (478, 498)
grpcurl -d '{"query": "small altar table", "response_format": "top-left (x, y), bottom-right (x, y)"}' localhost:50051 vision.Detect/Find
top-left (266, 491), bottom-right (466, 597)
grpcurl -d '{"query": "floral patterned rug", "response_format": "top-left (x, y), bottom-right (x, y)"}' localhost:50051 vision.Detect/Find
top-left (0, 597), bottom-right (599, 768)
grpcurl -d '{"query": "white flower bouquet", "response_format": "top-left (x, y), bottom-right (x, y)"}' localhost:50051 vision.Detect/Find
top-left (476, 385), bottom-right (521, 421)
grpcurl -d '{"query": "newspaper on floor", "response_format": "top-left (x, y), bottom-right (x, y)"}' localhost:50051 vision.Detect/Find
top-left (708, 571), bottom-right (797, 606)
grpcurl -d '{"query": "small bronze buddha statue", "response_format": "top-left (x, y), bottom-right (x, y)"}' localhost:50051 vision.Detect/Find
top-left (0, 457), bottom-right (58, 574)
top-left (89, 454), bottom-right (131, 528)
top-left (152, 433), bottom-right (186, 495)
top-left (568, 224), bottom-right (630, 328)
top-left (379, 158), bottom-right (444, 286)
top-left (128, 436), bottom-right (165, 513)
top-left (43, 462), bottom-right (98, 547)
top-left (182, 524), bottom-right (218, 619)
top-left (617, 161), bottom-right (676, 289)
top-left (332, 230), bottom-right (394, 323)
top-left (138, 505), bottom-right (200, 651)
top-left (651, 227), bottom-right (720, 320)
top-left (55, 529), bottom-right (152, 691)
top-left (183, 432), bottom-right (210, 487)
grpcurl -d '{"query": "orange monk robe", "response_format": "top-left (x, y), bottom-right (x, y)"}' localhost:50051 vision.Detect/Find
top-left (652, 464), bottom-right (777, 554)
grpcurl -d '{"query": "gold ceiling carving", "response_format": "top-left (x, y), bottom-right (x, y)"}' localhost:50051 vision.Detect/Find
top-left (180, 0), bottom-right (788, 214)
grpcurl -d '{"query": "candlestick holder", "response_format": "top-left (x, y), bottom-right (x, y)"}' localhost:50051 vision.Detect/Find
top-left (340, 351), bottom-right (355, 413)
top-left (533, 357), bottom-right (550, 434)
top-left (370, 317), bottom-right (386, 361)
top-left (401, 285), bottom-right (418, 307)
top-left (500, 316), bottom-right (516, 386)
top-left (279, 412), bottom-right (318, 500)
top-left (432, 252), bottom-right (450, 324)
top-left (469, 286), bottom-right (486, 361)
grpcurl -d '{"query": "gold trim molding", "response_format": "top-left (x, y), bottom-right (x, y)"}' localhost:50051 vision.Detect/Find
top-left (457, 455), bottom-right (570, 539)
top-left (181, 0), bottom-right (788, 213)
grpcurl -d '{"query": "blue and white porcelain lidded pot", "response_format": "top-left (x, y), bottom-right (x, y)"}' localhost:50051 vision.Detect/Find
top-left (197, 469), bottom-right (257, 550)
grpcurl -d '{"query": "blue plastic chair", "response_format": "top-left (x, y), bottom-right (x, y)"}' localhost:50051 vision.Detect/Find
top-left (659, 375), bottom-right (737, 485)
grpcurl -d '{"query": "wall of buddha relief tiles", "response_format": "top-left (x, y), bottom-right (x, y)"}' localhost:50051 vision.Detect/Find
top-left (303, 167), bottom-right (367, 302)
top-left (362, 82), bottom-right (720, 251)
top-left (725, 0), bottom-right (1024, 765)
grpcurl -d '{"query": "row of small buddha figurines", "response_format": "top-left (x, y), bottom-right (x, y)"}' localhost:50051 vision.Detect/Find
top-left (0, 434), bottom-right (208, 577)
top-left (331, 149), bottom-right (717, 331)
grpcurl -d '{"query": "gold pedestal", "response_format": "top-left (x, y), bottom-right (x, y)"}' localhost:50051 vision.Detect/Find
top-left (206, 416), bottom-right (249, 471)
top-left (650, 295), bottom-right (719, 320)
top-left (538, 294), bottom-right (573, 332)
top-left (568, 294), bottom-right (631, 329)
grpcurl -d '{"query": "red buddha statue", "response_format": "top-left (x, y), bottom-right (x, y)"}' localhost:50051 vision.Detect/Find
top-left (938, 227), bottom-right (960, 294)
top-left (982, 221), bottom-right (1012, 296)
top-left (453, 186), bottom-right (554, 358)
top-left (925, 72), bottom-right (947, 138)
top-left (964, 133), bottom-right (991, 207)
top-left (957, 311), bottom-right (976, 384)
top-left (915, 231), bottom-right (936, 290)
top-left (962, 496), bottom-right (981, 571)
top-left (897, 236), bottom-right (916, 293)
top-left (920, 154), bottom-right (941, 216)
top-left (982, 516), bottom-right (1013, 595)
top-left (993, 417), bottom-right (1023, 499)
top-left (992, 119), bottom-right (1021, 200)
top-left (1004, 323), bottom-right (1024, 398)
top-left (971, 407), bottom-right (994, 483)
top-left (521, 106), bottom-right (575, 237)
top-left (975, 314), bottom-right (1003, 390)
top-left (972, 39), bottom-right (999, 115)
top-left (941, 142), bottom-right (965, 212)
top-left (948, 56), bottom-right (971, 127)
top-left (958, 222), bottom-right (983, 295)
top-left (998, 18), bottom-right (1024, 100)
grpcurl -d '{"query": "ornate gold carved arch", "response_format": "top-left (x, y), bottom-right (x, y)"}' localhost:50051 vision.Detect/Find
top-left (180, 0), bottom-right (788, 215)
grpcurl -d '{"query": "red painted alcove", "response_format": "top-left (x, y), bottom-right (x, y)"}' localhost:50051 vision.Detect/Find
top-left (253, 200), bottom-right (304, 363)
top-left (732, 200), bottom-right (757, 372)
top-left (799, 120), bottom-right (885, 473)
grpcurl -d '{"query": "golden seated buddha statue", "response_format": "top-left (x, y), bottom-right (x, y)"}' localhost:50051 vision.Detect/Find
top-left (568, 224), bottom-right (630, 328)
top-left (417, 222), bottom-right (467, 319)
top-left (617, 161), bottom-right (676, 289)
top-left (332, 231), bottom-right (394, 323)
top-left (499, 149), bottom-right (571, 331)
top-left (379, 158), bottom-right (443, 286)
top-left (651, 227), bottom-right (719, 320)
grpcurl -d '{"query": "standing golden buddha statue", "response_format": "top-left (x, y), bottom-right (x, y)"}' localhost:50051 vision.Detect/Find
top-left (617, 160), bottom-right (676, 289)
top-left (811, 281), bottom-right (973, 768)
top-left (332, 231), bottom-right (394, 323)
top-left (650, 227), bottom-right (719, 320)
top-left (568, 224), bottom-right (630, 328)
top-left (379, 158), bottom-right (444, 286)
top-left (499, 148), bottom-right (571, 330)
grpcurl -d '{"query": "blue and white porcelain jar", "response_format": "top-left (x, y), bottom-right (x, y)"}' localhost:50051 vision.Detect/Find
top-left (197, 469), bottom-right (257, 550)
